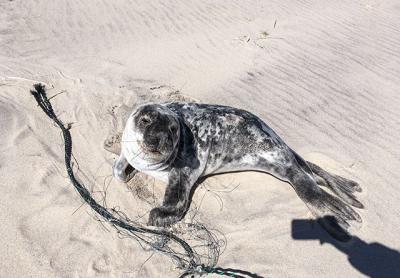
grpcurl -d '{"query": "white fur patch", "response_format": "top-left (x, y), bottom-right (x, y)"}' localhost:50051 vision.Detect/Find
top-left (121, 114), bottom-right (163, 171)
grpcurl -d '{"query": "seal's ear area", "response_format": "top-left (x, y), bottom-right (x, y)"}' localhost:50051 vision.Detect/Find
top-left (167, 115), bottom-right (180, 134)
top-left (169, 123), bottom-right (178, 135)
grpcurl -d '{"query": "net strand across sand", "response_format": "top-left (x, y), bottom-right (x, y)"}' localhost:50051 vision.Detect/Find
top-left (30, 83), bottom-right (261, 278)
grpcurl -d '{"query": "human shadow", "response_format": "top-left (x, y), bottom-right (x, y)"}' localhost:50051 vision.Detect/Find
top-left (291, 216), bottom-right (400, 278)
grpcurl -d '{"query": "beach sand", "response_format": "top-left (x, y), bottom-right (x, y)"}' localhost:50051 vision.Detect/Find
top-left (1, 1), bottom-right (400, 277)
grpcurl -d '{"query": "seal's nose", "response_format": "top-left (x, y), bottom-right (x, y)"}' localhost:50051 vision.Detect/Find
top-left (145, 134), bottom-right (160, 150)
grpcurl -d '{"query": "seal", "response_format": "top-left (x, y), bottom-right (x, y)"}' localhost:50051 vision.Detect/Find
top-left (113, 102), bottom-right (363, 241)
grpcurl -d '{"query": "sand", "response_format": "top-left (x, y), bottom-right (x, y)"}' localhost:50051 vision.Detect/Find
top-left (1, 0), bottom-right (400, 277)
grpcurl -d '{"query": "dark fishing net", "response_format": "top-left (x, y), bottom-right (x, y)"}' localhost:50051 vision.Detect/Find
top-left (30, 83), bottom-right (262, 278)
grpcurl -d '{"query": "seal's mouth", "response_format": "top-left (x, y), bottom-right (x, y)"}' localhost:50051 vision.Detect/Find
top-left (138, 141), bottom-right (166, 162)
top-left (142, 131), bottom-right (175, 156)
top-left (149, 149), bottom-right (162, 154)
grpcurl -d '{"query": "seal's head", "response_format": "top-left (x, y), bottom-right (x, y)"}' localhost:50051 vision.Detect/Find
top-left (121, 104), bottom-right (180, 170)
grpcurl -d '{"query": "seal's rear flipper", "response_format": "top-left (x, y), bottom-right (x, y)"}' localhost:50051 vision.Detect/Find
top-left (288, 170), bottom-right (362, 242)
top-left (306, 161), bottom-right (363, 209)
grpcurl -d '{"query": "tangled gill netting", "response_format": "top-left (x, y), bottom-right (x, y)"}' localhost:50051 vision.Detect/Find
top-left (30, 83), bottom-right (238, 277)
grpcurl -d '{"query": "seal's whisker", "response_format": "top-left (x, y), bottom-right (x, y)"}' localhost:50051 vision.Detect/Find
top-left (121, 139), bottom-right (142, 143)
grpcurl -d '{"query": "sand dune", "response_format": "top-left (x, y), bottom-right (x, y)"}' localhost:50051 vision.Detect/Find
top-left (1, 0), bottom-right (400, 277)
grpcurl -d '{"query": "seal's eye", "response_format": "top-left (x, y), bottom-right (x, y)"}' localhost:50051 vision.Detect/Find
top-left (139, 117), bottom-right (151, 126)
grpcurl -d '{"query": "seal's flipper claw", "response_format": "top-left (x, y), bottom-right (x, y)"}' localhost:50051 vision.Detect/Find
top-left (113, 153), bottom-right (137, 183)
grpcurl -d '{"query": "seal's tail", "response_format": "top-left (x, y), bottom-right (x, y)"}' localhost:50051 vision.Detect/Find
top-left (287, 152), bottom-right (363, 241)
top-left (306, 161), bottom-right (363, 208)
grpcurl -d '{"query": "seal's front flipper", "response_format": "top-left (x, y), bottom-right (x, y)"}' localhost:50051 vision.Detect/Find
top-left (288, 169), bottom-right (362, 242)
top-left (148, 168), bottom-right (196, 227)
top-left (113, 153), bottom-right (137, 183)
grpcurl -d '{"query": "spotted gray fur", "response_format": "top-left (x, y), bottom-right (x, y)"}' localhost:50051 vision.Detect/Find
top-left (113, 102), bottom-right (363, 241)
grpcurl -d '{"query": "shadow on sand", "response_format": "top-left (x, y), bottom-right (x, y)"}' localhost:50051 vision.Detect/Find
top-left (291, 216), bottom-right (400, 278)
